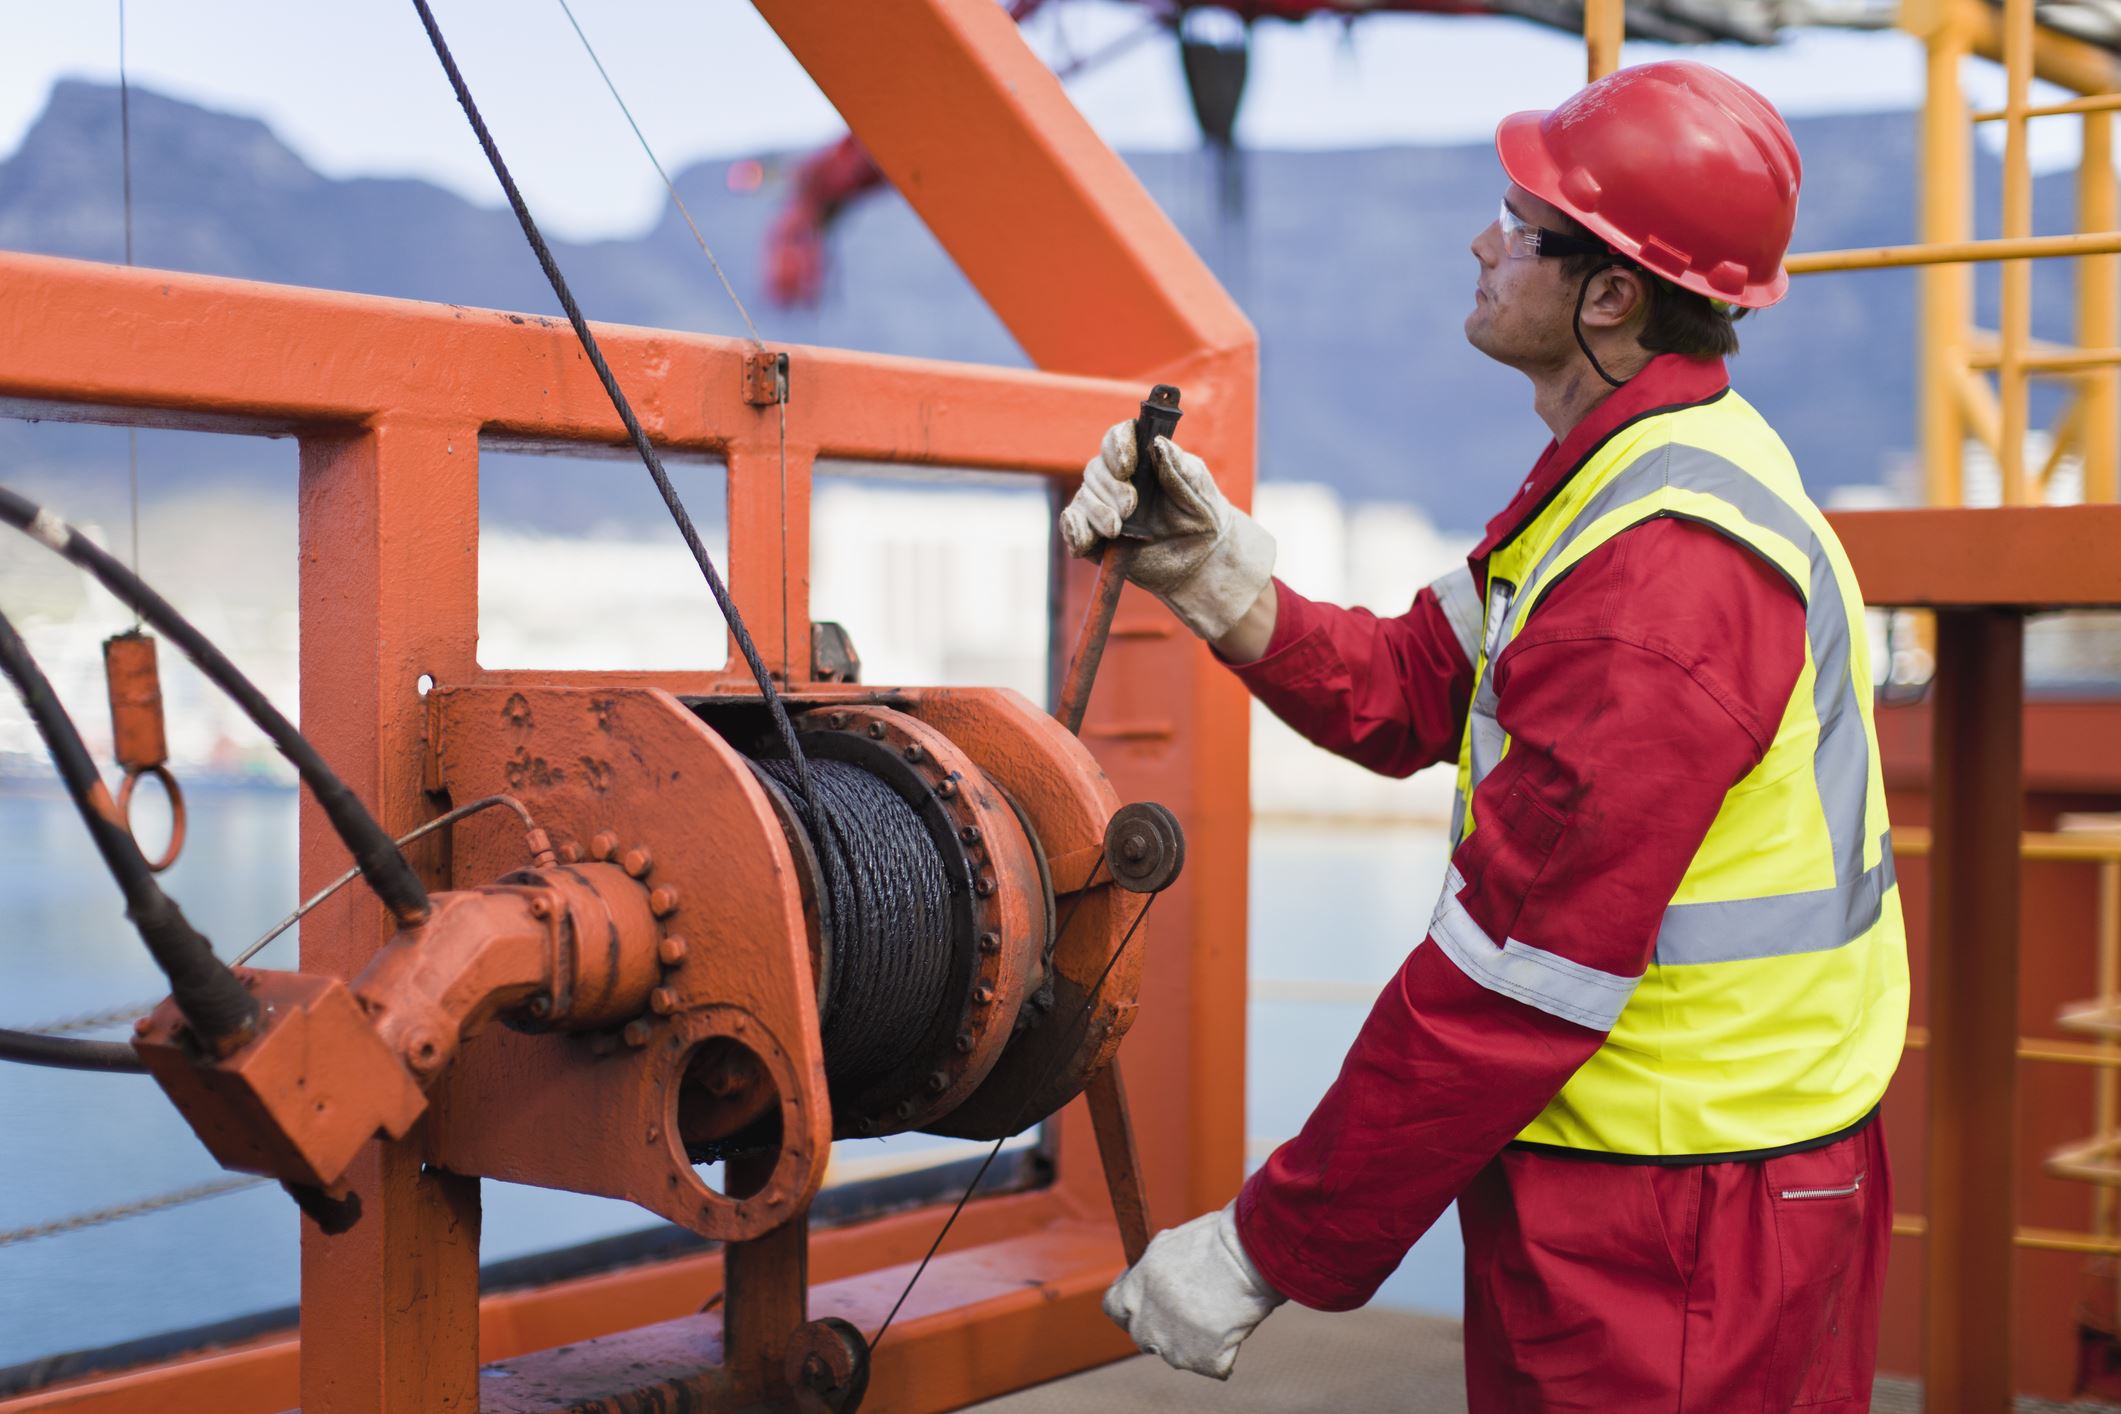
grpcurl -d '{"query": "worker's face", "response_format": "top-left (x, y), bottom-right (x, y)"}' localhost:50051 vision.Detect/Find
top-left (1465, 184), bottom-right (1585, 370)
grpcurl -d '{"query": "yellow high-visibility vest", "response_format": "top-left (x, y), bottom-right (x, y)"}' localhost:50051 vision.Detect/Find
top-left (1433, 388), bottom-right (1909, 1160)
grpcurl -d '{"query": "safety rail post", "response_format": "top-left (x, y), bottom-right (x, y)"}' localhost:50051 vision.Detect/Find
top-left (296, 417), bottom-right (484, 1411)
top-left (2080, 109), bottom-right (2119, 501)
top-left (1920, 0), bottom-right (1973, 505)
top-left (2000, 0), bottom-right (2036, 503)
top-left (1584, 0), bottom-right (1623, 81)
top-left (1924, 608), bottom-right (2026, 1414)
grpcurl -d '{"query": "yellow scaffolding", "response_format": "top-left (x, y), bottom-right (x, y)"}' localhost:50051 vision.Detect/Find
top-left (1702, 0), bottom-right (2121, 506)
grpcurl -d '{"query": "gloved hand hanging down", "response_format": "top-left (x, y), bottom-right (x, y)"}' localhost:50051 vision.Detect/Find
top-left (1059, 421), bottom-right (1276, 642)
top-left (1102, 1202), bottom-right (1286, 1379)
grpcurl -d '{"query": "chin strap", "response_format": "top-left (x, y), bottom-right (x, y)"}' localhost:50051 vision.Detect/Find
top-left (1573, 259), bottom-right (1629, 389)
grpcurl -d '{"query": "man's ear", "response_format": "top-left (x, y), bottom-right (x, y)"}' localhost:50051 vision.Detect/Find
top-left (1582, 265), bottom-right (1648, 332)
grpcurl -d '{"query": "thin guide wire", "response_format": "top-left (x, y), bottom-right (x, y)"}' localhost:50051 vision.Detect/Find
top-left (118, 0), bottom-right (141, 623)
top-left (551, 0), bottom-right (764, 350)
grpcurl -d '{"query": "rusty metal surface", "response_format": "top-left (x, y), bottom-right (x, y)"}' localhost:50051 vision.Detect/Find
top-left (101, 632), bottom-right (168, 769)
top-left (425, 685), bottom-right (833, 1244)
top-left (132, 972), bottom-right (425, 1192)
top-left (901, 688), bottom-right (1136, 1141)
top-left (1102, 804), bottom-right (1184, 897)
top-left (1085, 1062), bottom-right (1153, 1266)
top-left (792, 704), bottom-right (1045, 1138)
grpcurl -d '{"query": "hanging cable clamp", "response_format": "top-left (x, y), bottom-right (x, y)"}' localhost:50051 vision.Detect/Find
top-left (104, 630), bottom-right (186, 874)
top-left (743, 349), bottom-right (790, 407)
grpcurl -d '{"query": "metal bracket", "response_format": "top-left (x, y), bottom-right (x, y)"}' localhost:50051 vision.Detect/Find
top-left (744, 350), bottom-right (790, 407)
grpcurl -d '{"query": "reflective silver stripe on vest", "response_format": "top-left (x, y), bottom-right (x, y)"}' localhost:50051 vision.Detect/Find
top-left (1429, 865), bottom-right (1639, 1029)
top-left (1656, 831), bottom-right (1898, 964)
top-left (1428, 565), bottom-right (1483, 669)
top-left (1460, 439), bottom-right (1888, 964)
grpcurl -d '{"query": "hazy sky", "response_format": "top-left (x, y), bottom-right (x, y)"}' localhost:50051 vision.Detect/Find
top-left (0, 1), bottom-right (2080, 242)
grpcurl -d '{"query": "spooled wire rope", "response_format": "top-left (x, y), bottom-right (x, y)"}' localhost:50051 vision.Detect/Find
top-left (0, 486), bottom-right (431, 928)
top-left (867, 860), bottom-right (1158, 1354)
top-left (0, 604), bottom-right (254, 1055)
top-left (407, 0), bottom-right (821, 822)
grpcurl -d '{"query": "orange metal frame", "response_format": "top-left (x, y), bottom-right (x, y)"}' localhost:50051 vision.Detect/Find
top-left (0, 3), bottom-right (1255, 1410)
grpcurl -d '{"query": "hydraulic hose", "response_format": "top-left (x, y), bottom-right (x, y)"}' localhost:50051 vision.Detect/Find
top-left (0, 486), bottom-right (430, 928)
top-left (0, 605), bottom-right (259, 1052)
top-left (0, 1027), bottom-right (147, 1073)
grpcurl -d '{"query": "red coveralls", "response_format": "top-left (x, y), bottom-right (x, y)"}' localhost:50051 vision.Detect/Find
top-left (1229, 353), bottom-right (1892, 1412)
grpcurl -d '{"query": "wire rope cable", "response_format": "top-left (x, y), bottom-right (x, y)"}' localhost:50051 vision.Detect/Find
top-left (0, 1174), bottom-right (269, 1249)
top-left (752, 758), bottom-right (952, 1088)
top-left (869, 861), bottom-right (1152, 1353)
top-left (117, 0), bottom-right (142, 621)
top-left (0, 605), bottom-right (255, 1049)
top-left (550, 0), bottom-right (763, 351)
top-left (0, 486), bottom-right (431, 928)
top-left (407, 0), bottom-right (821, 823)
top-left (231, 793), bottom-right (537, 967)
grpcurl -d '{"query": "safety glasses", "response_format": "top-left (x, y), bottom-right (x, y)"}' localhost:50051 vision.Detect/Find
top-left (1498, 199), bottom-right (1610, 260)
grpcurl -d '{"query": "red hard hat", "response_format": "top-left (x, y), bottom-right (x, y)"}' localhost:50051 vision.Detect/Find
top-left (1495, 61), bottom-right (1802, 309)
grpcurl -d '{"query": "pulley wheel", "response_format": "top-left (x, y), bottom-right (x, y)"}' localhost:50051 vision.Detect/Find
top-left (1104, 801), bottom-right (1185, 894)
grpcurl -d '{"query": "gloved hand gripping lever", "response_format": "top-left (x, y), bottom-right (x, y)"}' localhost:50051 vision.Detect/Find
top-left (1054, 385), bottom-right (1183, 734)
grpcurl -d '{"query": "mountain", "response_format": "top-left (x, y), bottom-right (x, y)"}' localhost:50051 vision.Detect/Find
top-left (0, 78), bottom-right (2092, 532)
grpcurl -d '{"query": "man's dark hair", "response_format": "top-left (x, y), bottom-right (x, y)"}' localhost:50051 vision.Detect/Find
top-left (1554, 216), bottom-right (1744, 360)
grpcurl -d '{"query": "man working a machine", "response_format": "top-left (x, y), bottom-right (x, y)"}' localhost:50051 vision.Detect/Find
top-left (1070, 62), bottom-right (1908, 1409)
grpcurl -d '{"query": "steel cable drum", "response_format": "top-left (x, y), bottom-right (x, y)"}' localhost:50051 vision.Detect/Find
top-left (752, 756), bottom-right (953, 1090)
top-left (739, 706), bottom-right (1050, 1141)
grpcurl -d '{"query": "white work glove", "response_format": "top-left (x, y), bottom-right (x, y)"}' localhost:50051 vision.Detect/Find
top-left (1059, 421), bottom-right (1276, 641)
top-left (1102, 1202), bottom-right (1286, 1379)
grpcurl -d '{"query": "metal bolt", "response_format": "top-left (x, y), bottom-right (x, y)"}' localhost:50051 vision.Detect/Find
top-left (867, 722), bottom-right (886, 739)
top-left (526, 994), bottom-right (553, 1019)
top-left (1123, 832), bottom-right (1149, 862)
top-left (646, 1123), bottom-right (660, 1143)
top-left (589, 831), bottom-right (619, 861)
top-left (650, 885), bottom-right (681, 917)
top-left (557, 840), bottom-right (583, 863)
top-left (903, 743), bottom-right (924, 762)
top-left (895, 1099), bottom-right (915, 1118)
top-left (858, 1117), bottom-right (878, 1135)
top-left (978, 931), bottom-right (1000, 953)
top-left (960, 825), bottom-right (981, 846)
top-left (133, 1016), bottom-right (153, 1038)
top-left (830, 712), bottom-right (849, 728)
top-left (529, 896), bottom-right (552, 919)
top-left (622, 1019), bottom-right (653, 1048)
top-left (975, 875), bottom-right (996, 897)
top-left (927, 1071), bottom-right (949, 1093)
top-left (803, 1353), bottom-right (831, 1388)
top-left (974, 983), bottom-right (995, 1005)
top-left (955, 1031), bottom-right (975, 1053)
top-left (650, 987), bottom-right (678, 1015)
top-left (623, 847), bottom-right (654, 878)
top-left (658, 935), bottom-right (690, 966)
top-left (937, 778), bottom-right (957, 798)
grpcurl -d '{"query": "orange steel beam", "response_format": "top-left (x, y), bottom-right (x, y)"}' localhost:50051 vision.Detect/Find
top-left (1827, 506), bottom-right (2121, 606)
top-left (1923, 610), bottom-right (2025, 1414)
